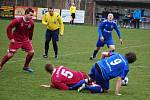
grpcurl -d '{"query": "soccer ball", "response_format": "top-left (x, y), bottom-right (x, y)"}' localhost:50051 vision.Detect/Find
top-left (122, 77), bottom-right (128, 86)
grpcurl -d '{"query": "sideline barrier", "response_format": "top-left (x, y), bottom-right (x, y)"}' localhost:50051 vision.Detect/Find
top-left (0, 6), bottom-right (14, 18)
top-left (1, 6), bottom-right (85, 24)
top-left (14, 6), bottom-right (37, 19)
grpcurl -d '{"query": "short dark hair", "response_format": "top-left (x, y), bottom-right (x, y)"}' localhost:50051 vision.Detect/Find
top-left (48, 7), bottom-right (53, 10)
top-left (25, 8), bottom-right (34, 15)
top-left (45, 63), bottom-right (54, 74)
top-left (125, 52), bottom-right (137, 63)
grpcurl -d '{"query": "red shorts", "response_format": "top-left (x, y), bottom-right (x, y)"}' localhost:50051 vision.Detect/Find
top-left (8, 41), bottom-right (34, 53)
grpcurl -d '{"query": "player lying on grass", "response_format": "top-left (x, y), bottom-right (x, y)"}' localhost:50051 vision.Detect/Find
top-left (40, 63), bottom-right (88, 90)
top-left (40, 63), bottom-right (103, 93)
top-left (88, 51), bottom-right (136, 95)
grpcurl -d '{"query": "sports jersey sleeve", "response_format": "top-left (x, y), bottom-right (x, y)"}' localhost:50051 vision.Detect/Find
top-left (42, 14), bottom-right (48, 26)
top-left (98, 22), bottom-right (104, 37)
top-left (70, 6), bottom-right (76, 13)
top-left (109, 52), bottom-right (119, 56)
top-left (120, 66), bottom-right (129, 80)
top-left (69, 6), bottom-right (72, 13)
top-left (7, 19), bottom-right (19, 40)
top-left (29, 23), bottom-right (34, 40)
top-left (113, 23), bottom-right (121, 39)
top-left (57, 15), bottom-right (64, 35)
top-left (52, 81), bottom-right (69, 90)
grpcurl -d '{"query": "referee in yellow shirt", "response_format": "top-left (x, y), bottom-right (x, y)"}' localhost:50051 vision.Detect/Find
top-left (42, 7), bottom-right (64, 58)
top-left (69, 3), bottom-right (76, 24)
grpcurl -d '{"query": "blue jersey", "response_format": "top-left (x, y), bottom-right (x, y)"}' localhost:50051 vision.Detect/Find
top-left (97, 52), bottom-right (129, 80)
top-left (98, 20), bottom-right (121, 40)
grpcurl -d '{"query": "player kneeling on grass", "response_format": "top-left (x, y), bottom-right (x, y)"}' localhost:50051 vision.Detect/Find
top-left (88, 51), bottom-right (136, 95)
top-left (0, 8), bottom-right (35, 72)
top-left (40, 63), bottom-right (88, 90)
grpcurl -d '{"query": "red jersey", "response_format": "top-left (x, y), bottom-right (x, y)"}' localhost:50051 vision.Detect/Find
top-left (7, 17), bottom-right (34, 42)
top-left (51, 66), bottom-right (87, 90)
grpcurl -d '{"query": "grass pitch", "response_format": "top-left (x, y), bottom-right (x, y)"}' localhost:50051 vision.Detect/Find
top-left (0, 19), bottom-right (150, 100)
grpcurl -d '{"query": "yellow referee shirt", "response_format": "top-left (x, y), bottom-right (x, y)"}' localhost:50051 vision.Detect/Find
top-left (42, 12), bottom-right (64, 35)
top-left (70, 6), bottom-right (76, 13)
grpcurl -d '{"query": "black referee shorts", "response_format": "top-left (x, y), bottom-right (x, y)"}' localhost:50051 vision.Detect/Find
top-left (71, 13), bottom-right (75, 19)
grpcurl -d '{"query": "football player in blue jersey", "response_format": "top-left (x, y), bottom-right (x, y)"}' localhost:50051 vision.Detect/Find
top-left (90, 13), bottom-right (123, 60)
top-left (88, 51), bottom-right (136, 95)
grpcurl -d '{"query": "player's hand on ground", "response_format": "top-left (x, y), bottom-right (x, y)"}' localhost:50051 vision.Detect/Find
top-left (10, 39), bottom-right (15, 43)
top-left (40, 84), bottom-right (51, 88)
top-left (120, 38), bottom-right (123, 44)
top-left (115, 93), bottom-right (122, 96)
top-left (100, 37), bottom-right (104, 42)
top-left (115, 91), bottom-right (122, 96)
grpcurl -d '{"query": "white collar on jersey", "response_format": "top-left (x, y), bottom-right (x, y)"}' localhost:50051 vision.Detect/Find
top-left (52, 68), bottom-right (56, 75)
top-left (108, 20), bottom-right (113, 22)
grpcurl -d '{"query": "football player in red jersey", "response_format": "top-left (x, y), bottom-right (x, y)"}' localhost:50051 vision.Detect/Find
top-left (40, 63), bottom-right (88, 90)
top-left (0, 8), bottom-right (35, 72)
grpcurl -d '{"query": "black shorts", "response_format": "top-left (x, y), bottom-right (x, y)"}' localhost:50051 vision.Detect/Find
top-left (45, 29), bottom-right (59, 41)
top-left (71, 13), bottom-right (75, 19)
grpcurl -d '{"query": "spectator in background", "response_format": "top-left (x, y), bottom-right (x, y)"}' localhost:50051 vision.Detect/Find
top-left (69, 3), bottom-right (76, 25)
top-left (42, 7), bottom-right (64, 59)
top-left (128, 9), bottom-right (134, 28)
top-left (114, 9), bottom-right (120, 26)
top-left (109, 9), bottom-right (113, 14)
top-left (122, 9), bottom-right (129, 28)
top-left (133, 8), bottom-right (141, 29)
top-left (141, 8), bottom-right (145, 17)
top-left (102, 8), bottom-right (108, 20)
top-left (141, 8), bottom-right (145, 29)
top-left (96, 13), bottom-right (100, 25)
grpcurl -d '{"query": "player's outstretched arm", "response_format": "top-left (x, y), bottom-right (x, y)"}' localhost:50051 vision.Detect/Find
top-left (40, 84), bottom-right (51, 88)
top-left (58, 16), bottom-right (64, 36)
top-left (115, 77), bottom-right (122, 96)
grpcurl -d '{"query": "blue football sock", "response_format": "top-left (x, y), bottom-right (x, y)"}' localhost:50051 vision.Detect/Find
top-left (69, 80), bottom-right (86, 90)
top-left (85, 85), bottom-right (102, 93)
top-left (93, 50), bottom-right (99, 58)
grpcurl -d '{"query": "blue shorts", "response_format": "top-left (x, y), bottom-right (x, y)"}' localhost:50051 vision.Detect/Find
top-left (88, 63), bottom-right (109, 90)
top-left (45, 29), bottom-right (59, 41)
top-left (96, 37), bottom-right (114, 47)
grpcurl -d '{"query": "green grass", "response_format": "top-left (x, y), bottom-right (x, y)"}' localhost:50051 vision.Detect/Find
top-left (0, 19), bottom-right (150, 100)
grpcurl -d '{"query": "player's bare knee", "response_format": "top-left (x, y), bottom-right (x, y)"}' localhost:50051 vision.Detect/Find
top-left (96, 47), bottom-right (100, 51)
top-left (111, 48), bottom-right (115, 51)
top-left (109, 45), bottom-right (115, 51)
top-left (7, 52), bottom-right (14, 58)
top-left (28, 50), bottom-right (34, 56)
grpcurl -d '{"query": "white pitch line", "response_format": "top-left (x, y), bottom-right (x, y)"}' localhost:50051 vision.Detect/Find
top-left (3, 43), bottom-right (150, 64)
top-left (120, 43), bottom-right (150, 49)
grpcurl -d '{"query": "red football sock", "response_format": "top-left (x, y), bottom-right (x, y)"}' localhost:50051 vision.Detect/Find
top-left (24, 53), bottom-right (34, 68)
top-left (0, 54), bottom-right (12, 68)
